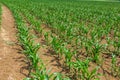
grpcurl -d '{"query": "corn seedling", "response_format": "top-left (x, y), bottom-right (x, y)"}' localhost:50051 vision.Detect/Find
top-left (72, 58), bottom-right (99, 80)
top-left (111, 54), bottom-right (120, 78)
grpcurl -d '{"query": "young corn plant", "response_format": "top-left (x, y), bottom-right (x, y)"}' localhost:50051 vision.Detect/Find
top-left (24, 71), bottom-right (70, 80)
top-left (65, 26), bottom-right (73, 44)
top-left (72, 58), bottom-right (99, 80)
top-left (113, 40), bottom-right (120, 56)
top-left (59, 42), bottom-right (67, 59)
top-left (63, 48), bottom-right (74, 71)
top-left (84, 38), bottom-right (92, 56)
top-left (34, 22), bottom-right (43, 37)
top-left (91, 41), bottom-right (103, 64)
top-left (111, 54), bottom-right (120, 78)
top-left (75, 37), bottom-right (80, 50)
top-left (44, 32), bottom-right (49, 45)
top-left (53, 73), bottom-right (71, 80)
top-left (26, 68), bottom-right (53, 80)
top-left (51, 36), bottom-right (62, 58)
top-left (27, 43), bottom-right (40, 71)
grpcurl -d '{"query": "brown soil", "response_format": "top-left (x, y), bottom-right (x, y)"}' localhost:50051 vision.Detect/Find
top-left (0, 5), bottom-right (27, 80)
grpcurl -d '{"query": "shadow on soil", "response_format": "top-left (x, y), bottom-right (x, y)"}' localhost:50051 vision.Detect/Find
top-left (45, 48), bottom-right (70, 73)
top-left (12, 47), bottom-right (31, 77)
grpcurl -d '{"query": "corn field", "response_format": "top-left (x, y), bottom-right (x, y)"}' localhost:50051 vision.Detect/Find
top-left (0, 0), bottom-right (120, 80)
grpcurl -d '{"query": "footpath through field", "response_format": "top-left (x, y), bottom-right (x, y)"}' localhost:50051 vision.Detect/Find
top-left (0, 5), bottom-right (26, 80)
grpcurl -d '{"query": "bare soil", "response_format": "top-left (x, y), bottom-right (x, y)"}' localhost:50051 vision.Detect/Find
top-left (0, 5), bottom-right (27, 80)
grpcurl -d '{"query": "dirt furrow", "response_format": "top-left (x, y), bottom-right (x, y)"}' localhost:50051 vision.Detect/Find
top-left (0, 5), bottom-right (26, 80)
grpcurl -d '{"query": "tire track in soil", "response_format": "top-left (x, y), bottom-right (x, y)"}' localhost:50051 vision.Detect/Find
top-left (0, 5), bottom-right (26, 80)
